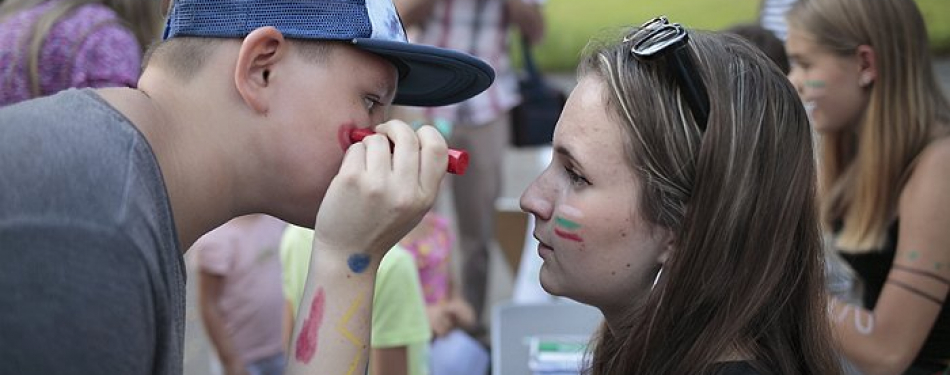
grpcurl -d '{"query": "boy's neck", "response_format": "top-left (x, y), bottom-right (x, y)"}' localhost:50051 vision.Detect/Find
top-left (95, 85), bottom-right (243, 251)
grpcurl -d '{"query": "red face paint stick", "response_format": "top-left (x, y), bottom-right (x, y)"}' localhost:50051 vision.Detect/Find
top-left (348, 128), bottom-right (469, 175)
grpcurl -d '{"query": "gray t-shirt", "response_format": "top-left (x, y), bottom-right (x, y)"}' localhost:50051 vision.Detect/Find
top-left (0, 89), bottom-right (185, 375)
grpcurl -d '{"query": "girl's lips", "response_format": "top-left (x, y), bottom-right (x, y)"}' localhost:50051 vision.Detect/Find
top-left (535, 234), bottom-right (554, 257)
top-left (538, 242), bottom-right (554, 258)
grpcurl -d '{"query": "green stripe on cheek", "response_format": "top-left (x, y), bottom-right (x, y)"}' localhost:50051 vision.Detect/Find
top-left (555, 216), bottom-right (581, 230)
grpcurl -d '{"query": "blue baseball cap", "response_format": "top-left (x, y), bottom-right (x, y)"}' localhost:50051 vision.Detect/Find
top-left (163, 0), bottom-right (495, 106)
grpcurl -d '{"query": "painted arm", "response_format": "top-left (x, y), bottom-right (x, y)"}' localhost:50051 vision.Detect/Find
top-left (832, 140), bottom-right (950, 375)
top-left (198, 272), bottom-right (249, 375)
top-left (283, 121), bottom-right (447, 375)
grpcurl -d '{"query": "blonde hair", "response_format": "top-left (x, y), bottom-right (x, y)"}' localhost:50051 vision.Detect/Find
top-left (0, 0), bottom-right (163, 97)
top-left (788, 0), bottom-right (950, 252)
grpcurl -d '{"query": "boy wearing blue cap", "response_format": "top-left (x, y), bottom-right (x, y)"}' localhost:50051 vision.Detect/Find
top-left (0, 1), bottom-right (493, 374)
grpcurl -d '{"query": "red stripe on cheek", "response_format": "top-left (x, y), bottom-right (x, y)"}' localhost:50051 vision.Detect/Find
top-left (554, 228), bottom-right (583, 242)
top-left (295, 287), bottom-right (326, 363)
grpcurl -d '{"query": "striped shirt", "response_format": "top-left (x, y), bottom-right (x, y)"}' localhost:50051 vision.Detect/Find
top-left (760, 0), bottom-right (798, 41)
top-left (415, 0), bottom-right (521, 127)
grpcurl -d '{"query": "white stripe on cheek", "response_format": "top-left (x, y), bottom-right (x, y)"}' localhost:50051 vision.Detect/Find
top-left (559, 204), bottom-right (584, 219)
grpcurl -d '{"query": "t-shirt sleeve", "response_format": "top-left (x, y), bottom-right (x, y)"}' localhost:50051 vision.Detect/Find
top-left (371, 246), bottom-right (432, 348)
top-left (0, 224), bottom-right (158, 374)
top-left (194, 231), bottom-right (234, 276)
top-left (70, 23), bottom-right (141, 89)
top-left (279, 225), bottom-right (314, 314)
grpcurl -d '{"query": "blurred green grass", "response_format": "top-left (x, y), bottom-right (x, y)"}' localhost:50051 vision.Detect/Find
top-left (531, 0), bottom-right (950, 72)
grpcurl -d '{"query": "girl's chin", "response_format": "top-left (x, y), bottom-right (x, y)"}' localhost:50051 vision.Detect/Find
top-left (538, 266), bottom-right (564, 297)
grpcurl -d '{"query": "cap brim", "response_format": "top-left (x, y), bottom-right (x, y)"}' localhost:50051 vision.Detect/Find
top-left (352, 38), bottom-right (495, 107)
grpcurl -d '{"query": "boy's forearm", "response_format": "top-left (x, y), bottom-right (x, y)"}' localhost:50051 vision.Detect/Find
top-left (284, 250), bottom-right (380, 375)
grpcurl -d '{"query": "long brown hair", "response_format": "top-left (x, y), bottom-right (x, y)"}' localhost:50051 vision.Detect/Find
top-left (0, 0), bottom-right (163, 97)
top-left (787, 0), bottom-right (950, 252)
top-left (579, 30), bottom-right (841, 375)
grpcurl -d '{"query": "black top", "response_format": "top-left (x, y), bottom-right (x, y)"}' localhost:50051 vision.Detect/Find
top-left (840, 221), bottom-right (950, 371)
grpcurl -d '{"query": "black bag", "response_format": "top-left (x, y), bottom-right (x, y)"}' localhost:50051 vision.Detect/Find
top-left (510, 37), bottom-right (566, 147)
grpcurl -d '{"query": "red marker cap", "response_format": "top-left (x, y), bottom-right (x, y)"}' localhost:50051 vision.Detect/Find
top-left (348, 128), bottom-right (469, 175)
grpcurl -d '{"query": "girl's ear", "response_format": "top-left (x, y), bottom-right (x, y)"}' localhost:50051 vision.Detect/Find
top-left (855, 44), bottom-right (877, 88)
top-left (656, 228), bottom-right (675, 265)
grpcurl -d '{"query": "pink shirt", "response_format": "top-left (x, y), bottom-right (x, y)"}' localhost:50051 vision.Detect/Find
top-left (193, 215), bottom-right (287, 364)
top-left (401, 213), bottom-right (454, 305)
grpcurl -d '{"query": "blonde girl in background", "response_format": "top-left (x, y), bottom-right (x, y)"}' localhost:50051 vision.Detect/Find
top-left (786, 0), bottom-right (950, 373)
top-left (0, 0), bottom-right (164, 105)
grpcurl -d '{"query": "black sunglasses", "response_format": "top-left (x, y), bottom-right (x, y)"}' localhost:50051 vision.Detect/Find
top-left (624, 17), bottom-right (710, 131)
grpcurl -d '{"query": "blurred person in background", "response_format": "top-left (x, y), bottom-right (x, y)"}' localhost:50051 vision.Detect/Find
top-left (723, 23), bottom-right (790, 74)
top-left (786, 0), bottom-right (950, 373)
top-left (0, 0), bottom-right (163, 106)
top-left (193, 214), bottom-right (287, 375)
top-left (759, 0), bottom-right (798, 41)
top-left (394, 0), bottom-right (546, 338)
top-left (399, 212), bottom-right (488, 375)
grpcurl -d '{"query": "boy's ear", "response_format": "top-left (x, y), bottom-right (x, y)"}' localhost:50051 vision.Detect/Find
top-left (234, 26), bottom-right (287, 114)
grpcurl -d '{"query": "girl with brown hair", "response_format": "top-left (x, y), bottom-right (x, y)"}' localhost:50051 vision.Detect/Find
top-left (785, 0), bottom-right (950, 373)
top-left (518, 17), bottom-right (842, 375)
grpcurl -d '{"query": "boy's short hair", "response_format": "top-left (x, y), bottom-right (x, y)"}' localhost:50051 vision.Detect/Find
top-left (158, 0), bottom-right (496, 106)
top-left (144, 37), bottom-right (333, 82)
top-left (724, 23), bottom-right (790, 74)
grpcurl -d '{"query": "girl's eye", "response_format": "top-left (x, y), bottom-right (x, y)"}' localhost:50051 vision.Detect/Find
top-left (565, 167), bottom-right (591, 186)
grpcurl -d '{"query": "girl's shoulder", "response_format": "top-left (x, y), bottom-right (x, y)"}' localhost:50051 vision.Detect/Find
top-left (898, 135), bottom-right (950, 218)
top-left (905, 136), bottom-right (950, 188)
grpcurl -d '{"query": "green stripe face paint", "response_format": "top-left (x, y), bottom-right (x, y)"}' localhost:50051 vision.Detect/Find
top-left (554, 216), bottom-right (583, 242)
top-left (555, 216), bottom-right (580, 230)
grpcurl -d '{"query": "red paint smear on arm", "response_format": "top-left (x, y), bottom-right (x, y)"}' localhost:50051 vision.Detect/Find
top-left (295, 287), bottom-right (326, 363)
top-left (554, 228), bottom-right (583, 243)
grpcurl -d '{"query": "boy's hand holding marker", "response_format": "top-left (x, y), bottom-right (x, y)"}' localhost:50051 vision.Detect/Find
top-left (313, 120), bottom-right (450, 273)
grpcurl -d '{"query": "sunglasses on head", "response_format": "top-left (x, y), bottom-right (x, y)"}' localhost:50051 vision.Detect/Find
top-left (624, 16), bottom-right (710, 131)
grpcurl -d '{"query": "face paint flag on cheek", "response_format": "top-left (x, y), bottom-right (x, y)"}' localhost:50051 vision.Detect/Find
top-left (554, 216), bottom-right (583, 242)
